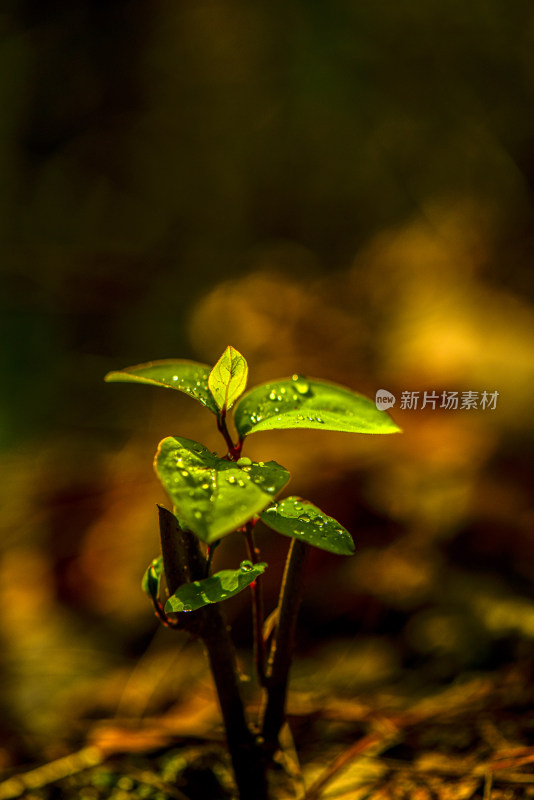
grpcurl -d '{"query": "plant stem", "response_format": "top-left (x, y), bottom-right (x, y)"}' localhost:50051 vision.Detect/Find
top-left (157, 506), bottom-right (270, 799)
top-left (261, 539), bottom-right (308, 756)
top-left (205, 539), bottom-right (220, 577)
top-left (200, 604), bottom-right (269, 800)
top-left (244, 523), bottom-right (267, 687)
top-left (217, 409), bottom-right (242, 460)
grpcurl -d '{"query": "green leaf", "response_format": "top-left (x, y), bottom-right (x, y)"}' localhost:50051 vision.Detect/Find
top-left (234, 375), bottom-right (401, 437)
top-left (165, 561), bottom-right (267, 613)
top-left (142, 556), bottom-right (164, 599)
top-left (208, 346), bottom-right (248, 412)
top-left (260, 497), bottom-right (355, 555)
top-left (155, 437), bottom-right (290, 544)
top-left (105, 359), bottom-right (219, 414)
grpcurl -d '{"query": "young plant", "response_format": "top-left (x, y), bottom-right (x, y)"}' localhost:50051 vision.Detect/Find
top-left (105, 346), bottom-right (400, 800)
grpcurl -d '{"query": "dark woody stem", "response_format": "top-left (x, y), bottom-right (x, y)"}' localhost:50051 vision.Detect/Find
top-left (157, 506), bottom-right (268, 800)
top-left (261, 538), bottom-right (308, 755)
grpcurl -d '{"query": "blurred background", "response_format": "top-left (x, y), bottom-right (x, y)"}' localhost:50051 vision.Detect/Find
top-left (1, 0), bottom-right (534, 771)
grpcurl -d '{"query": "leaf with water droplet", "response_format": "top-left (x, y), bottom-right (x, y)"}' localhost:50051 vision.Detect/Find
top-left (208, 345), bottom-right (248, 412)
top-left (155, 437), bottom-right (290, 544)
top-left (104, 359), bottom-right (218, 414)
top-left (234, 377), bottom-right (401, 437)
top-left (165, 562), bottom-right (267, 612)
top-left (260, 497), bottom-right (355, 555)
top-left (142, 556), bottom-right (164, 601)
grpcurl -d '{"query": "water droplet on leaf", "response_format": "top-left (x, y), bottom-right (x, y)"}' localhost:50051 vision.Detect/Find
top-left (291, 374), bottom-right (310, 394)
top-left (240, 560), bottom-right (254, 572)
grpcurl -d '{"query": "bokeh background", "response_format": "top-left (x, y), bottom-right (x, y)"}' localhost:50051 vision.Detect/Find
top-left (1, 0), bottom-right (534, 770)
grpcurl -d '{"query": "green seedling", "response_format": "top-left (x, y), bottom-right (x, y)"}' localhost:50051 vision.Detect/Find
top-left (105, 345), bottom-right (400, 800)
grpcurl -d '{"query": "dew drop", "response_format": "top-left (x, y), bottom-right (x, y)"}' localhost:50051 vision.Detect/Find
top-left (296, 414), bottom-right (305, 422)
top-left (193, 510), bottom-right (202, 519)
top-left (237, 479), bottom-right (246, 487)
top-left (180, 469), bottom-right (190, 477)
top-left (237, 456), bottom-right (252, 467)
top-left (201, 482), bottom-right (210, 490)
top-left (172, 375), bottom-right (179, 381)
top-left (181, 604), bottom-right (192, 613)
top-left (264, 506), bottom-right (277, 514)
top-left (268, 390), bottom-right (277, 400)
top-left (240, 560), bottom-right (254, 572)
top-left (227, 475), bottom-right (237, 484)
top-left (291, 374), bottom-right (310, 394)
top-left (298, 514), bottom-right (311, 523)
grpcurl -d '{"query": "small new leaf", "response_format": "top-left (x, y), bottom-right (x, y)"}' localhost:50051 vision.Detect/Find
top-left (260, 497), bottom-right (355, 555)
top-left (208, 346), bottom-right (248, 412)
top-left (142, 556), bottom-right (164, 600)
top-left (165, 562), bottom-right (267, 613)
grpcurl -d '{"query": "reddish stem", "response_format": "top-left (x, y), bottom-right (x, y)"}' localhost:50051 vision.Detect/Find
top-left (244, 523), bottom-right (267, 688)
top-left (217, 409), bottom-right (242, 460)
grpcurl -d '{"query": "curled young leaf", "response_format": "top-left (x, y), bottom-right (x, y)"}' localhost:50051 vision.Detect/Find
top-left (142, 556), bottom-right (164, 599)
top-left (208, 346), bottom-right (248, 412)
top-left (233, 376), bottom-right (401, 437)
top-left (260, 497), bottom-right (355, 555)
top-left (165, 562), bottom-right (267, 613)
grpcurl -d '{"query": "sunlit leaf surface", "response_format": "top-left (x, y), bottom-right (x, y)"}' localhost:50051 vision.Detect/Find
top-left (260, 496), bottom-right (355, 555)
top-left (208, 345), bottom-right (248, 411)
top-left (234, 375), bottom-right (401, 437)
top-left (165, 561), bottom-right (266, 612)
top-left (155, 437), bottom-right (290, 544)
top-left (105, 360), bottom-right (218, 414)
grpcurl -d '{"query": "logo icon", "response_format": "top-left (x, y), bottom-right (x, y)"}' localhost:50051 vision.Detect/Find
top-left (375, 389), bottom-right (396, 410)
